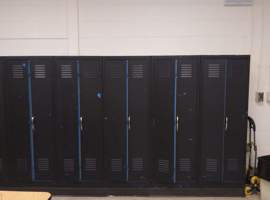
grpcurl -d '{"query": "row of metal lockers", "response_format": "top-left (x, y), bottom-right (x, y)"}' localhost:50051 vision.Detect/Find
top-left (0, 56), bottom-right (249, 188)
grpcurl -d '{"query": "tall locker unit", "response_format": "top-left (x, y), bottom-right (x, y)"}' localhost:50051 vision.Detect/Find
top-left (0, 59), bottom-right (5, 180)
top-left (55, 58), bottom-right (78, 182)
top-left (31, 58), bottom-right (56, 181)
top-left (175, 57), bottom-right (199, 185)
top-left (152, 57), bottom-right (174, 184)
top-left (128, 57), bottom-right (151, 182)
top-left (223, 57), bottom-right (249, 185)
top-left (103, 58), bottom-right (128, 182)
top-left (3, 59), bottom-right (32, 182)
top-left (79, 58), bottom-right (104, 182)
top-left (200, 57), bottom-right (226, 184)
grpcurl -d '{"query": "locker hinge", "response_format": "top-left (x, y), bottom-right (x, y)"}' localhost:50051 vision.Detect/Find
top-left (176, 116), bottom-right (179, 133)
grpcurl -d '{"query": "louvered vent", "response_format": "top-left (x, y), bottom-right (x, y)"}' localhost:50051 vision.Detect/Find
top-left (111, 158), bottom-right (122, 172)
top-left (227, 158), bottom-right (239, 171)
top-left (37, 158), bottom-right (49, 171)
top-left (158, 159), bottom-right (169, 174)
top-left (11, 64), bottom-right (24, 79)
top-left (0, 158), bottom-right (2, 172)
top-left (111, 67), bottom-right (121, 79)
top-left (208, 64), bottom-right (220, 78)
top-left (64, 158), bottom-right (74, 173)
top-left (17, 158), bottom-right (27, 172)
top-left (131, 157), bottom-right (144, 172)
top-left (179, 64), bottom-right (192, 78)
top-left (178, 158), bottom-right (191, 172)
top-left (34, 65), bottom-right (46, 79)
top-left (85, 158), bottom-right (96, 172)
top-left (85, 67), bottom-right (99, 79)
top-left (129, 65), bottom-right (144, 79)
top-left (60, 65), bottom-right (72, 79)
top-left (206, 158), bottom-right (218, 173)
top-left (158, 66), bottom-right (170, 79)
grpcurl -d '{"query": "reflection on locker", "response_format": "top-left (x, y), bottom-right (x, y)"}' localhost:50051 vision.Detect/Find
top-left (128, 57), bottom-right (151, 182)
top-left (31, 58), bottom-right (56, 181)
top-left (152, 57), bottom-right (174, 183)
top-left (103, 58), bottom-right (127, 182)
top-left (3, 59), bottom-right (32, 182)
top-left (55, 58), bottom-right (79, 182)
top-left (175, 57), bottom-right (199, 184)
top-left (79, 58), bottom-right (103, 181)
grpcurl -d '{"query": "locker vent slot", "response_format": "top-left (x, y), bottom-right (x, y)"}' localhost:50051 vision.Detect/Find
top-left (37, 158), bottom-right (49, 171)
top-left (158, 159), bottom-right (169, 174)
top-left (111, 67), bottom-right (121, 79)
top-left (34, 65), bottom-right (46, 79)
top-left (60, 65), bottom-right (73, 79)
top-left (158, 66), bottom-right (170, 79)
top-left (179, 64), bottom-right (192, 78)
top-left (85, 68), bottom-right (99, 79)
top-left (131, 157), bottom-right (144, 172)
top-left (227, 158), bottom-right (239, 171)
top-left (16, 158), bottom-right (27, 172)
top-left (64, 158), bottom-right (74, 173)
top-left (11, 65), bottom-right (24, 79)
top-left (129, 65), bottom-right (144, 79)
top-left (85, 158), bottom-right (96, 171)
top-left (206, 158), bottom-right (218, 173)
top-left (111, 158), bottom-right (122, 172)
top-left (178, 158), bottom-right (191, 172)
top-left (0, 158), bottom-right (2, 172)
top-left (208, 64), bottom-right (220, 78)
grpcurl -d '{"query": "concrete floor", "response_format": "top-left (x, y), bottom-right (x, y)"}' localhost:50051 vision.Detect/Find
top-left (53, 195), bottom-right (260, 200)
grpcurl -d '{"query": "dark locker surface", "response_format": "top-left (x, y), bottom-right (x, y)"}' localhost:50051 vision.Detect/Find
top-left (79, 58), bottom-right (103, 181)
top-left (3, 59), bottom-right (31, 182)
top-left (0, 59), bottom-right (5, 180)
top-left (103, 58), bottom-right (127, 182)
top-left (55, 58), bottom-right (78, 182)
top-left (31, 58), bottom-right (56, 181)
top-left (176, 57), bottom-right (199, 184)
top-left (151, 57), bottom-right (174, 184)
top-left (200, 57), bottom-right (226, 184)
top-left (223, 57), bottom-right (250, 185)
top-left (128, 57), bottom-right (151, 182)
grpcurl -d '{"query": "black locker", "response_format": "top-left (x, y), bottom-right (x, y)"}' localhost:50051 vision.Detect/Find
top-left (103, 58), bottom-right (127, 182)
top-left (128, 57), bottom-right (151, 182)
top-left (55, 58), bottom-right (78, 182)
top-left (152, 57), bottom-right (174, 183)
top-left (3, 59), bottom-right (32, 182)
top-left (223, 57), bottom-right (249, 185)
top-left (200, 57), bottom-right (226, 184)
top-left (31, 58), bottom-right (56, 181)
top-left (0, 59), bottom-right (5, 180)
top-left (79, 58), bottom-right (103, 181)
top-left (176, 57), bottom-right (199, 184)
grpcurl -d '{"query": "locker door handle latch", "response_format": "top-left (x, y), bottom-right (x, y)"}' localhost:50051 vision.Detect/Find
top-left (225, 117), bottom-right (229, 131)
top-left (128, 115), bottom-right (131, 130)
top-left (80, 117), bottom-right (83, 132)
top-left (176, 116), bottom-right (179, 133)
top-left (31, 116), bottom-right (35, 132)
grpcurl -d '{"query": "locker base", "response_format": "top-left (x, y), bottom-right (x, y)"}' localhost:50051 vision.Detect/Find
top-left (0, 186), bottom-right (244, 197)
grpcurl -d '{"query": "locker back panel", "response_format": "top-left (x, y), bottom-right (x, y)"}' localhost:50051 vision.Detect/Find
top-left (223, 57), bottom-right (250, 184)
top-left (176, 57), bottom-right (199, 184)
top-left (55, 59), bottom-right (78, 182)
top-left (152, 57), bottom-right (174, 183)
top-left (31, 58), bottom-right (55, 181)
top-left (0, 60), bottom-right (5, 180)
top-left (80, 58), bottom-right (103, 181)
top-left (200, 58), bottom-right (226, 184)
top-left (128, 57), bottom-right (151, 182)
top-left (4, 60), bottom-right (31, 181)
top-left (103, 59), bottom-right (126, 182)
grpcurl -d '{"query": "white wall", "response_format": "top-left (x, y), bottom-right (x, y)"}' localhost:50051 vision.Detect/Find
top-left (0, 0), bottom-right (270, 155)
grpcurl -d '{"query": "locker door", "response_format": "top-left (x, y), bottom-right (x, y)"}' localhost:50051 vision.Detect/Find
top-left (55, 58), bottom-right (78, 182)
top-left (223, 57), bottom-right (250, 185)
top-left (80, 58), bottom-right (103, 181)
top-left (200, 58), bottom-right (226, 184)
top-left (31, 58), bottom-right (56, 181)
top-left (128, 57), bottom-right (151, 182)
top-left (176, 57), bottom-right (199, 184)
top-left (103, 58), bottom-right (127, 182)
top-left (4, 60), bottom-right (31, 182)
top-left (152, 57), bottom-right (174, 184)
top-left (0, 59), bottom-right (5, 180)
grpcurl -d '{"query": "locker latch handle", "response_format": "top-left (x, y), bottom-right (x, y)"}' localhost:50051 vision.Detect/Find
top-left (31, 116), bottom-right (35, 132)
top-left (176, 116), bottom-right (179, 133)
top-left (225, 117), bottom-right (229, 131)
top-left (80, 117), bottom-right (83, 132)
top-left (128, 115), bottom-right (131, 130)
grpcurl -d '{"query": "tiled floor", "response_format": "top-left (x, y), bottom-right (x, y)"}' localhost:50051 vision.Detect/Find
top-left (53, 195), bottom-right (260, 200)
